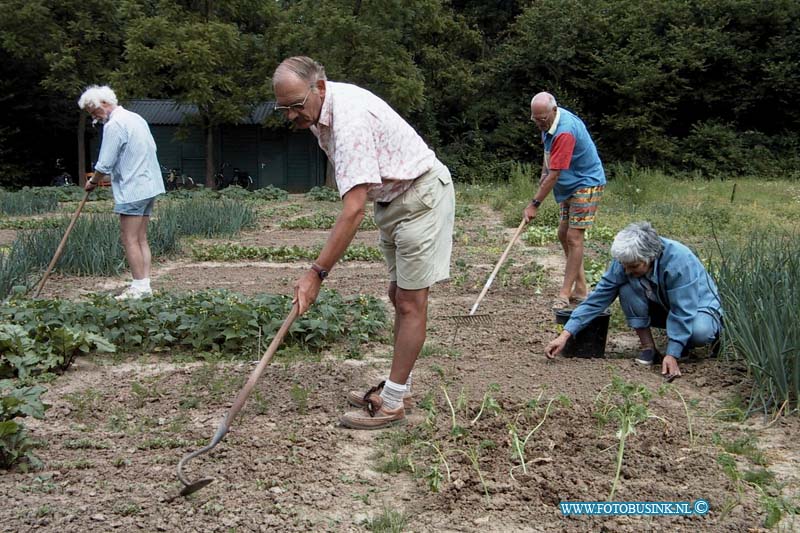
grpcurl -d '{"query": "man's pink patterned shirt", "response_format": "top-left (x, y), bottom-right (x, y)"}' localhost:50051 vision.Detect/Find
top-left (310, 82), bottom-right (435, 202)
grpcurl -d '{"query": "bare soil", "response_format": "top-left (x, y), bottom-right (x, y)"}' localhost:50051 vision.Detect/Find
top-left (1, 197), bottom-right (797, 532)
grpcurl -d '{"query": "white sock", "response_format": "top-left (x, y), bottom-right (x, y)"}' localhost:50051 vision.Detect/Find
top-left (132, 278), bottom-right (151, 291)
top-left (405, 372), bottom-right (413, 394)
top-left (379, 379), bottom-right (406, 410)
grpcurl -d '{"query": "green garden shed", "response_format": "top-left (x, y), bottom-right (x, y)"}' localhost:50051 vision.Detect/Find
top-left (88, 100), bottom-right (327, 192)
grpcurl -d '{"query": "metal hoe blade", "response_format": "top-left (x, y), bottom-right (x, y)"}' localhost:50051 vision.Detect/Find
top-left (172, 304), bottom-right (299, 499)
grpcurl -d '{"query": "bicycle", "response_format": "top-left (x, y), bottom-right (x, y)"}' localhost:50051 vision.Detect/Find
top-left (163, 166), bottom-right (195, 191)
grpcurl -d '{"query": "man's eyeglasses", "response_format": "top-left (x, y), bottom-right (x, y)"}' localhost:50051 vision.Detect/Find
top-left (275, 87), bottom-right (314, 114)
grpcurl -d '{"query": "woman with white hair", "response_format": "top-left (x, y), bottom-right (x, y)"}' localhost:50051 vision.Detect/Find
top-left (546, 221), bottom-right (723, 379)
top-left (78, 85), bottom-right (165, 299)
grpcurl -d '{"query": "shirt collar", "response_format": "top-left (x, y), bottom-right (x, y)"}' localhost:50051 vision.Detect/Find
top-left (316, 83), bottom-right (333, 129)
top-left (547, 107), bottom-right (561, 135)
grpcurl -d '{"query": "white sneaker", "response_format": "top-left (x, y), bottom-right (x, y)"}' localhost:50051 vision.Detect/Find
top-left (115, 286), bottom-right (152, 301)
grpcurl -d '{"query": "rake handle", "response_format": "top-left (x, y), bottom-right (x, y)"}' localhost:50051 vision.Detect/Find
top-left (33, 190), bottom-right (91, 298)
top-left (468, 218), bottom-right (528, 316)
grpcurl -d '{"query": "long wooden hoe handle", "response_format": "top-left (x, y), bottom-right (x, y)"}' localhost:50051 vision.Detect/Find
top-left (176, 302), bottom-right (300, 496)
top-left (468, 218), bottom-right (528, 316)
top-left (220, 302), bottom-right (300, 433)
top-left (33, 190), bottom-right (91, 298)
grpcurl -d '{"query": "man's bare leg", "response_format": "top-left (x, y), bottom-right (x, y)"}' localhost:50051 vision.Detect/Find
top-left (387, 282), bottom-right (429, 384)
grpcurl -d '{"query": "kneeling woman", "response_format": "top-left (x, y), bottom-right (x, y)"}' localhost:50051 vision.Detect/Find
top-left (546, 221), bottom-right (722, 379)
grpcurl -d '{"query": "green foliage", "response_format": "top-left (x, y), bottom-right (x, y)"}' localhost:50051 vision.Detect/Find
top-left (594, 375), bottom-right (655, 501)
top-left (118, 3), bottom-right (271, 186)
top-left (280, 212), bottom-right (377, 231)
top-left (522, 226), bottom-right (558, 247)
top-left (0, 190), bottom-right (59, 216)
top-left (714, 232), bottom-right (800, 414)
top-left (0, 198), bottom-right (256, 299)
top-left (0, 218), bottom-right (62, 230)
top-left (0, 289), bottom-right (387, 356)
top-left (159, 198), bottom-right (257, 237)
top-left (191, 243), bottom-right (383, 263)
top-left (484, 0), bottom-right (800, 175)
top-left (3, 0), bottom-right (800, 185)
top-left (251, 185), bottom-right (289, 202)
top-left (0, 322), bottom-right (114, 379)
top-left (305, 186), bottom-right (340, 202)
top-left (508, 394), bottom-right (556, 477)
top-left (12, 213), bottom-right (179, 278)
top-left (0, 247), bottom-right (34, 299)
top-left (0, 0), bottom-right (126, 184)
top-left (280, 213), bottom-right (337, 230)
top-left (583, 257), bottom-right (609, 289)
top-left (364, 507), bottom-right (408, 533)
top-left (0, 380), bottom-right (49, 469)
top-left (47, 186), bottom-right (113, 202)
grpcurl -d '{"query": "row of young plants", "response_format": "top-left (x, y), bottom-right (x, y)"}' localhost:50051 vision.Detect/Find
top-left (0, 197), bottom-right (258, 299)
top-left (0, 289), bottom-right (387, 376)
top-left (0, 187), bottom-right (115, 216)
top-left (713, 231), bottom-right (800, 416)
top-left (280, 212), bottom-right (378, 231)
top-left (376, 372), bottom-right (694, 503)
top-left (190, 242), bottom-right (384, 263)
top-left (375, 370), bottom-right (792, 526)
top-left (0, 288), bottom-right (388, 469)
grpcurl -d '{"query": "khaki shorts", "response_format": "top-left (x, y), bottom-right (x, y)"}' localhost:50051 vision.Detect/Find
top-left (374, 160), bottom-right (455, 290)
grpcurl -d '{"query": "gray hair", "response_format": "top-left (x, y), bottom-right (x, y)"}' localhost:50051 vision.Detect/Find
top-left (531, 92), bottom-right (557, 108)
top-left (273, 56), bottom-right (327, 86)
top-left (610, 221), bottom-right (664, 264)
top-left (78, 85), bottom-right (118, 109)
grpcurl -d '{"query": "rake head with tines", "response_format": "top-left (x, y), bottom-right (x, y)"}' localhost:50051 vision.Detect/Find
top-left (447, 312), bottom-right (493, 325)
top-left (447, 218), bottom-right (528, 327)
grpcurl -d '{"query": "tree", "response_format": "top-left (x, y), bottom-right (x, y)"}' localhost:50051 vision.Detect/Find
top-left (0, 0), bottom-right (125, 185)
top-left (117, 0), bottom-right (276, 187)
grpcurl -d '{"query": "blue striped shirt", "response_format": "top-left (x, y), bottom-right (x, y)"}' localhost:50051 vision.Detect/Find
top-left (95, 106), bottom-right (165, 204)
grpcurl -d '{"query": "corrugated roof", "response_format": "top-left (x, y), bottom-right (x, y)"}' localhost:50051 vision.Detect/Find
top-left (125, 99), bottom-right (276, 125)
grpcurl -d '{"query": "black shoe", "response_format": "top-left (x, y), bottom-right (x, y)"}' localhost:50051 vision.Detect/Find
top-left (635, 347), bottom-right (661, 366)
top-left (709, 334), bottom-right (722, 358)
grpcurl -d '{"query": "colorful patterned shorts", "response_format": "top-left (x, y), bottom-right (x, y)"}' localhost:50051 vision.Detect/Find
top-left (559, 185), bottom-right (605, 229)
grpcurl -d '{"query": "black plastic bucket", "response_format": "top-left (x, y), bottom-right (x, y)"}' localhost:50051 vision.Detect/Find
top-left (554, 309), bottom-right (611, 358)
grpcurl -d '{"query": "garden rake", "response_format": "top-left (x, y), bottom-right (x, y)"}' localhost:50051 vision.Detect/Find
top-left (174, 302), bottom-right (300, 498)
top-left (449, 217), bottom-right (528, 325)
top-left (33, 190), bottom-right (91, 298)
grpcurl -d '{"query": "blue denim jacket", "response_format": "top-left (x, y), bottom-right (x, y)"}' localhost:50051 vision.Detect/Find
top-left (564, 238), bottom-right (723, 356)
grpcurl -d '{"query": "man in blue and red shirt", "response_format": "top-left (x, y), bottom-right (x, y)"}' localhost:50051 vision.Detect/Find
top-left (523, 92), bottom-right (606, 309)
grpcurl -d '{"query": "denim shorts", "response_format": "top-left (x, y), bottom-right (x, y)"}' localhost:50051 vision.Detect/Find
top-left (113, 196), bottom-right (157, 216)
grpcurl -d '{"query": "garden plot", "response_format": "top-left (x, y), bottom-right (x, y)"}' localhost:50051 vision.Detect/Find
top-left (1, 191), bottom-right (797, 532)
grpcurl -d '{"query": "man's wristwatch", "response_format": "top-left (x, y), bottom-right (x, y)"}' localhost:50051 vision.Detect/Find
top-left (310, 263), bottom-right (329, 280)
top-left (530, 198), bottom-right (542, 208)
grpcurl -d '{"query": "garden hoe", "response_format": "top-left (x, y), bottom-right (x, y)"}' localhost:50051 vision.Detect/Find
top-left (174, 303), bottom-right (300, 498)
top-left (32, 190), bottom-right (91, 298)
top-left (448, 217), bottom-right (528, 325)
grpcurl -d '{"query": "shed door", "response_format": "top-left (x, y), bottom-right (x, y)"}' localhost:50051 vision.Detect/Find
top-left (258, 138), bottom-right (287, 189)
